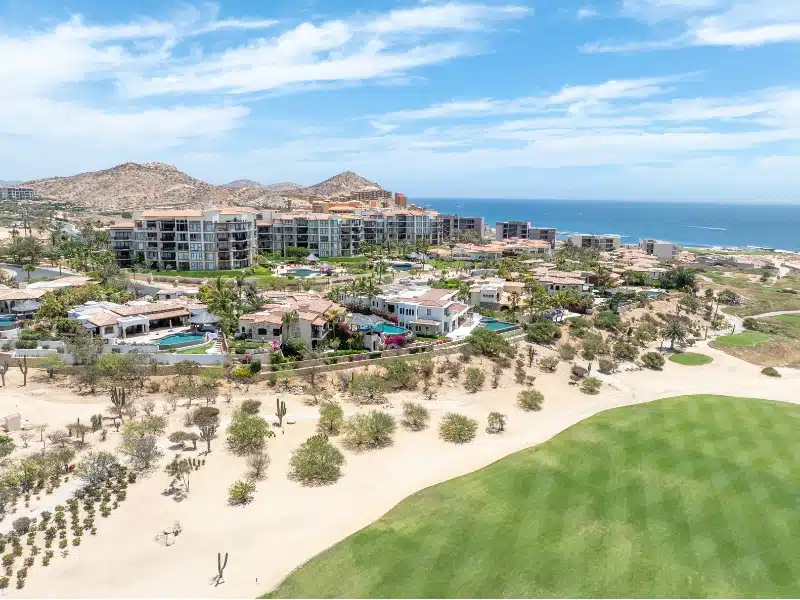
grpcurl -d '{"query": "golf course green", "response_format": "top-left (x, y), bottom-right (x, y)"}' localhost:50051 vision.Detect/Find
top-left (714, 332), bottom-right (770, 346)
top-left (669, 352), bottom-right (714, 366)
top-left (268, 395), bottom-right (800, 598)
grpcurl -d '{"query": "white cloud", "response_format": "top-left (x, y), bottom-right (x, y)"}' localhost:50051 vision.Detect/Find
top-left (577, 7), bottom-right (599, 19)
top-left (367, 2), bottom-right (529, 33)
top-left (585, 0), bottom-right (800, 51)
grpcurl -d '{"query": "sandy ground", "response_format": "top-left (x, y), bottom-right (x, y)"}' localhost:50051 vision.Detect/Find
top-left (1, 342), bottom-right (798, 598)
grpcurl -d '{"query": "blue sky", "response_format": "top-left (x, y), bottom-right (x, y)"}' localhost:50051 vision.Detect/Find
top-left (1, 0), bottom-right (799, 201)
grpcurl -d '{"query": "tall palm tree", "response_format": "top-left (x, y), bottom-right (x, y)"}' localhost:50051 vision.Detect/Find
top-left (282, 310), bottom-right (300, 339)
top-left (509, 291), bottom-right (520, 314)
top-left (662, 319), bottom-right (687, 350)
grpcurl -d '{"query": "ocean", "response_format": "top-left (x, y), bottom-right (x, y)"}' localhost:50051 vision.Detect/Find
top-left (417, 199), bottom-right (800, 252)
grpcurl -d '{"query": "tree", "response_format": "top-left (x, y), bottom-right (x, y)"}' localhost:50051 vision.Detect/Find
top-left (289, 435), bottom-right (346, 485)
top-left (526, 321), bottom-right (561, 345)
top-left (641, 351), bottom-right (666, 370)
top-left (401, 402), bottom-right (429, 431)
top-left (466, 328), bottom-right (514, 358)
top-left (348, 374), bottom-right (387, 405)
top-left (613, 341), bottom-right (639, 362)
top-left (439, 413), bottom-right (478, 444)
top-left (516, 388), bottom-right (544, 411)
top-left (194, 406), bottom-right (221, 453)
top-left (119, 419), bottom-right (163, 470)
top-left (38, 355), bottom-right (67, 379)
top-left (343, 412), bottom-right (397, 450)
top-left (0, 436), bottom-right (14, 459)
top-left (166, 456), bottom-right (193, 494)
top-left (94, 352), bottom-right (149, 421)
top-left (382, 360), bottom-right (416, 391)
top-left (228, 480), bottom-right (256, 505)
top-left (317, 402), bottom-right (344, 436)
top-left (662, 319), bottom-right (688, 350)
top-left (226, 411), bottom-right (271, 455)
top-left (463, 367), bottom-right (485, 393)
top-left (487, 412), bottom-right (507, 434)
top-left (72, 423), bottom-right (90, 445)
top-left (581, 376), bottom-right (602, 395)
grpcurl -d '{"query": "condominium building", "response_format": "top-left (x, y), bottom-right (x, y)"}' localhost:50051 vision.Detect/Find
top-left (440, 214), bottom-right (485, 240)
top-left (108, 208), bottom-right (259, 271)
top-left (0, 187), bottom-right (37, 201)
top-left (496, 221), bottom-right (556, 249)
top-left (568, 233), bottom-right (621, 251)
top-left (639, 238), bottom-right (680, 261)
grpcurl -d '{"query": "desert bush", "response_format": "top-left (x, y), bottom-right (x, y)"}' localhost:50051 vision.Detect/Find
top-left (486, 412), bottom-right (507, 434)
top-left (240, 399), bottom-right (262, 415)
top-left (11, 519), bottom-right (30, 536)
top-left (317, 402), bottom-right (344, 436)
top-left (558, 343), bottom-right (577, 360)
top-left (439, 413), bottom-right (478, 444)
top-left (343, 412), bottom-right (397, 450)
top-left (526, 321), bottom-right (561, 344)
top-left (595, 310), bottom-right (622, 331)
top-left (227, 480), bottom-right (255, 505)
top-left (539, 356), bottom-right (559, 372)
top-left (382, 360), bottom-right (416, 391)
top-left (742, 317), bottom-right (761, 331)
top-left (571, 365), bottom-right (588, 380)
top-left (145, 380), bottom-right (161, 394)
top-left (517, 389), bottom-right (544, 411)
top-left (226, 412), bottom-right (271, 455)
top-left (246, 451), bottom-right (270, 480)
top-left (348, 374), bottom-right (387, 405)
top-left (580, 376), bottom-right (602, 394)
top-left (613, 341), bottom-right (639, 362)
top-left (598, 358), bottom-right (616, 374)
top-left (641, 352), bottom-right (665, 370)
top-left (466, 328), bottom-right (515, 358)
top-left (401, 402), bottom-right (430, 432)
top-left (463, 367), bottom-right (485, 393)
top-left (761, 366), bottom-right (781, 377)
top-left (289, 435), bottom-right (345, 485)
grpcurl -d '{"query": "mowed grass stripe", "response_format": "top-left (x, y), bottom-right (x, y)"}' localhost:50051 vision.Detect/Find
top-left (267, 395), bottom-right (800, 598)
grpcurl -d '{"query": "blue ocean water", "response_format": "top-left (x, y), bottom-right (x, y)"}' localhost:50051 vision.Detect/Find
top-left (418, 199), bottom-right (800, 252)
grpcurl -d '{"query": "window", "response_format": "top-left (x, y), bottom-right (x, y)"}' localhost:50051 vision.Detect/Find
top-left (104, 326), bottom-right (115, 334)
top-left (257, 328), bottom-right (267, 335)
top-left (273, 328), bottom-right (281, 336)
top-left (426, 309), bottom-right (431, 316)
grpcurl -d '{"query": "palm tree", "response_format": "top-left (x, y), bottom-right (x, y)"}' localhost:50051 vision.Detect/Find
top-left (662, 319), bottom-right (687, 350)
top-left (22, 263), bottom-right (36, 281)
top-left (509, 291), bottom-right (520, 314)
top-left (362, 277), bottom-right (379, 309)
top-left (282, 310), bottom-right (299, 339)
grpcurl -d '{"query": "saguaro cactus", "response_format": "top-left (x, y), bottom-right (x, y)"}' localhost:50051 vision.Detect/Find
top-left (214, 552), bottom-right (228, 586)
top-left (275, 399), bottom-right (287, 427)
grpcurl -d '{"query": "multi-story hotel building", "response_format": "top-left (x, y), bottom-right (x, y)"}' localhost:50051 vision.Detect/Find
top-left (108, 208), bottom-right (259, 271)
top-left (496, 221), bottom-right (557, 249)
top-left (440, 214), bottom-right (486, 240)
top-left (569, 233), bottom-right (622, 251)
top-left (0, 187), bottom-right (37, 201)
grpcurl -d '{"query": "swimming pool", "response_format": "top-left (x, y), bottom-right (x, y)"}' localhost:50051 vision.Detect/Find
top-left (480, 317), bottom-right (516, 332)
top-left (0, 315), bottom-right (16, 324)
top-left (291, 268), bottom-right (320, 278)
top-left (155, 332), bottom-right (206, 349)
top-left (375, 323), bottom-right (407, 335)
top-left (391, 262), bottom-right (413, 271)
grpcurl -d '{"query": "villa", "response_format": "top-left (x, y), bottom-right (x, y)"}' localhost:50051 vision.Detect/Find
top-left (639, 239), bottom-right (680, 261)
top-left (70, 300), bottom-right (192, 341)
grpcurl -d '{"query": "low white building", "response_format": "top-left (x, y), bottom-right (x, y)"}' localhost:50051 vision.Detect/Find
top-left (639, 239), bottom-right (679, 261)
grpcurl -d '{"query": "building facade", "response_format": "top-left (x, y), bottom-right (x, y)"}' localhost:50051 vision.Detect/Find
top-left (639, 238), bottom-right (679, 261)
top-left (496, 221), bottom-right (556, 248)
top-left (0, 187), bottom-right (37, 201)
top-left (440, 214), bottom-right (485, 240)
top-left (568, 233), bottom-right (621, 251)
top-left (108, 208), bottom-right (259, 271)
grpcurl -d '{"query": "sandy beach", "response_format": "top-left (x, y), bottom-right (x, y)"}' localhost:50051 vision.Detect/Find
top-left (0, 339), bottom-right (794, 598)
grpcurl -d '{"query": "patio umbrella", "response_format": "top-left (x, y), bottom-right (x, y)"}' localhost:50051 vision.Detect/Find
top-left (306, 254), bottom-right (319, 263)
top-left (188, 310), bottom-right (222, 326)
top-left (12, 300), bottom-right (41, 313)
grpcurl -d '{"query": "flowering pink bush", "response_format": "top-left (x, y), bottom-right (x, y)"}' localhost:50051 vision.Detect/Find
top-left (384, 335), bottom-right (407, 347)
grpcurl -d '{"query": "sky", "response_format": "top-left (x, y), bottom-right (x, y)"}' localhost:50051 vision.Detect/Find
top-left (1, 0), bottom-right (799, 201)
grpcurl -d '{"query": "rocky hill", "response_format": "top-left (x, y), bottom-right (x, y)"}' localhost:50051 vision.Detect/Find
top-left (23, 163), bottom-right (233, 212)
top-left (298, 171), bottom-right (382, 198)
top-left (219, 179), bottom-right (265, 189)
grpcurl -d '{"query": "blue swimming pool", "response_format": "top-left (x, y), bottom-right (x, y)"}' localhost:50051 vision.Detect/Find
top-left (480, 317), bottom-right (516, 332)
top-left (375, 323), bottom-right (407, 335)
top-left (0, 315), bottom-right (17, 324)
top-left (155, 332), bottom-right (206, 349)
top-left (391, 262), bottom-right (413, 271)
top-left (291, 268), bottom-right (320, 278)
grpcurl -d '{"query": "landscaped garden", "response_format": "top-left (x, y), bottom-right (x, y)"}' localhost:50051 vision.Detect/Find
top-left (668, 352), bottom-right (713, 366)
top-left (267, 395), bottom-right (800, 598)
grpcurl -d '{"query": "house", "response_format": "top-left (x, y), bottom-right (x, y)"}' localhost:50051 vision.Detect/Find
top-left (238, 293), bottom-right (342, 350)
top-left (157, 287), bottom-right (200, 301)
top-left (0, 288), bottom-right (46, 315)
top-left (536, 271), bottom-right (592, 295)
top-left (468, 279), bottom-right (526, 310)
top-left (70, 300), bottom-right (192, 340)
top-left (639, 239), bottom-right (680, 261)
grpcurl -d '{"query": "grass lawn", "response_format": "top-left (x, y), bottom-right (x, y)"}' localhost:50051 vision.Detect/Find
top-left (704, 271), bottom-right (800, 317)
top-left (176, 341), bottom-right (215, 354)
top-left (668, 352), bottom-right (714, 366)
top-left (714, 332), bottom-right (771, 346)
top-left (267, 395), bottom-right (800, 598)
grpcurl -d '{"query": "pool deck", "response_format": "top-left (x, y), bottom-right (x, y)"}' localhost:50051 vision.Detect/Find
top-left (447, 313), bottom-right (483, 341)
top-left (114, 325), bottom-right (194, 345)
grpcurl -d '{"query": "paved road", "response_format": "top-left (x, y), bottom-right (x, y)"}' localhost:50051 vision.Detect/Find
top-left (1, 262), bottom-right (74, 281)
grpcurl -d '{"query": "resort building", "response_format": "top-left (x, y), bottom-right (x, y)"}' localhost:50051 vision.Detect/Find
top-left (440, 214), bottom-right (486, 240)
top-left (238, 293), bottom-right (342, 350)
top-left (496, 222), bottom-right (557, 249)
top-left (432, 239), bottom-right (551, 261)
top-left (568, 233), bottom-right (622, 251)
top-left (639, 239), bottom-right (680, 261)
top-left (536, 271), bottom-right (593, 295)
top-left (69, 300), bottom-right (193, 341)
top-left (108, 208), bottom-right (259, 271)
top-left (468, 279), bottom-right (526, 311)
top-left (0, 187), bottom-right (37, 201)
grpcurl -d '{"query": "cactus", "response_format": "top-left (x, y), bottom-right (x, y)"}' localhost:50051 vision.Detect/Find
top-left (276, 399), bottom-right (287, 427)
top-left (214, 551), bottom-right (228, 586)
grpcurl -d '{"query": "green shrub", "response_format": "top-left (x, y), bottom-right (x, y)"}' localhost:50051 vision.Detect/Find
top-left (240, 399), bottom-right (261, 415)
top-left (558, 343), bottom-right (577, 360)
top-left (466, 328), bottom-right (515, 358)
top-left (580, 376), bottom-right (602, 394)
top-left (526, 321), bottom-right (561, 345)
top-left (343, 412), bottom-right (397, 450)
top-left (761, 366), bottom-right (781, 377)
top-left (401, 402), bottom-right (430, 432)
top-left (539, 356), bottom-right (559, 372)
top-left (289, 435), bottom-right (345, 485)
top-left (486, 412), bottom-right (507, 434)
top-left (613, 341), bottom-right (639, 362)
top-left (439, 413), bottom-right (478, 444)
top-left (463, 367), bottom-right (485, 393)
top-left (598, 358), bottom-right (616, 374)
top-left (228, 480), bottom-right (255, 505)
top-left (383, 360), bottom-right (416, 391)
top-left (517, 389), bottom-right (544, 411)
top-left (317, 402), bottom-right (344, 436)
top-left (595, 310), bottom-right (622, 331)
top-left (641, 352), bottom-right (665, 370)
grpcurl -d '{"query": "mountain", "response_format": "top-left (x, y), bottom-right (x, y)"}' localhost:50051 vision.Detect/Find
top-left (299, 171), bottom-right (382, 198)
top-left (23, 162), bottom-right (233, 211)
top-left (219, 179), bottom-right (265, 189)
top-left (262, 182), bottom-right (303, 193)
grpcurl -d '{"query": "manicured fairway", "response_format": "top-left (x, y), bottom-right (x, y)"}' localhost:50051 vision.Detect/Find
top-left (669, 352), bottom-right (714, 366)
top-left (714, 332), bottom-right (770, 346)
top-left (268, 395), bottom-right (800, 598)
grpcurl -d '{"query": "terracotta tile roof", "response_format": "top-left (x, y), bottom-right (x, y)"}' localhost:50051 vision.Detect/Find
top-left (0, 289), bottom-right (46, 301)
top-left (111, 302), bottom-right (183, 317)
top-left (418, 289), bottom-right (454, 302)
top-left (147, 308), bottom-right (191, 321)
top-left (411, 319), bottom-right (439, 326)
top-left (86, 311), bottom-right (120, 327)
top-left (449, 303), bottom-right (468, 313)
